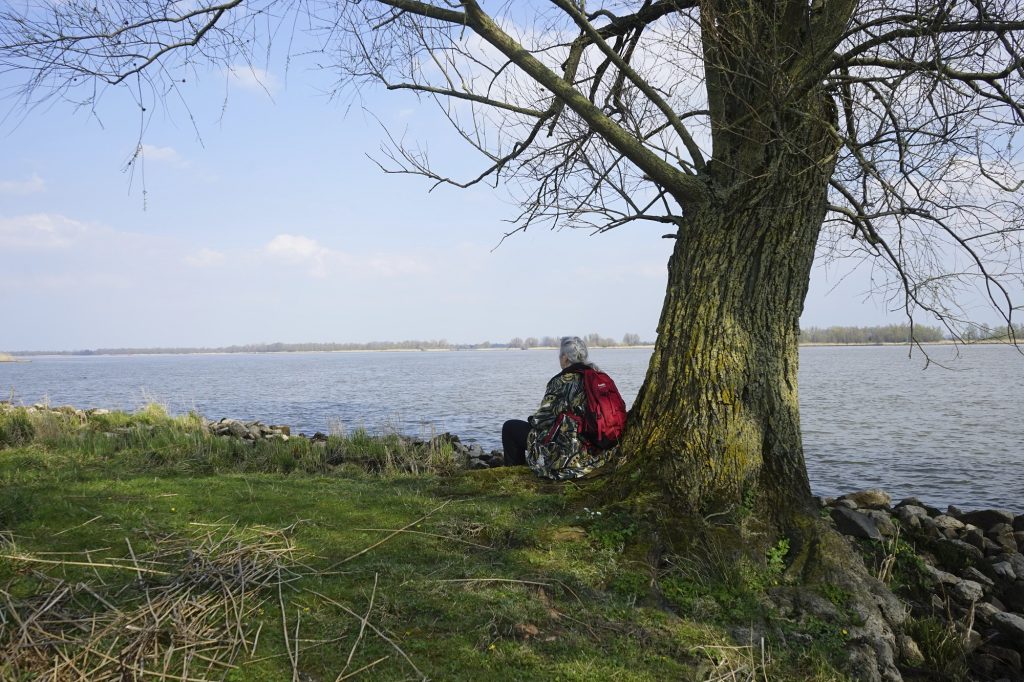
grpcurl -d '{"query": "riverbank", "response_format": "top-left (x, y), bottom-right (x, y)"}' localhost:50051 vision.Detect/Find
top-left (2, 403), bottom-right (1022, 680)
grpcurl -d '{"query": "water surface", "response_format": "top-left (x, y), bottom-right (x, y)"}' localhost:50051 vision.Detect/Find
top-left (2, 345), bottom-right (1020, 511)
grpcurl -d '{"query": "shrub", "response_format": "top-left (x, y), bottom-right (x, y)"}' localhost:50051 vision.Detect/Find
top-left (0, 408), bottom-right (35, 447)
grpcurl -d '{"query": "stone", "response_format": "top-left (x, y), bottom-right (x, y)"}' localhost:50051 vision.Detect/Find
top-left (992, 561), bottom-right (1018, 582)
top-left (923, 563), bottom-right (959, 585)
top-left (271, 424), bottom-right (291, 436)
top-left (984, 538), bottom-right (1006, 557)
top-left (896, 505), bottom-right (928, 526)
top-left (948, 504), bottom-right (965, 517)
top-left (964, 526), bottom-right (986, 550)
top-left (918, 514), bottom-right (940, 538)
top-left (88, 408), bottom-right (111, 416)
top-left (987, 524), bottom-right (1020, 553)
top-left (1015, 515), bottom-right (1024, 533)
top-left (975, 643), bottom-right (1023, 678)
top-left (933, 514), bottom-right (966, 537)
top-left (976, 601), bottom-right (1004, 625)
top-left (830, 506), bottom-right (882, 540)
top-left (1004, 553), bottom-right (1024, 577)
top-left (897, 634), bottom-right (924, 665)
top-left (896, 497), bottom-right (942, 516)
top-left (467, 458), bottom-right (489, 470)
top-left (960, 509), bottom-right (1016, 532)
top-left (468, 444), bottom-right (484, 459)
top-left (964, 629), bottom-right (983, 653)
top-left (862, 509), bottom-right (897, 537)
top-left (951, 579), bottom-right (984, 603)
top-left (961, 567), bottom-right (996, 589)
top-left (991, 612), bottom-right (1024, 648)
top-left (1003, 580), bottom-right (1024, 612)
top-left (839, 489), bottom-right (892, 509)
top-left (834, 498), bottom-right (859, 510)
top-left (227, 420), bottom-right (248, 439)
top-left (551, 527), bottom-right (587, 542)
top-left (936, 537), bottom-right (985, 565)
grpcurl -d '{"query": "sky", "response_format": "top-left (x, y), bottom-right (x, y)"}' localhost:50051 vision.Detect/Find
top-left (0, 21), bottom-right (910, 352)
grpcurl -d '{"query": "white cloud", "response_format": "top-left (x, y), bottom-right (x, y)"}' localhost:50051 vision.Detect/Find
top-left (225, 65), bottom-right (279, 94)
top-left (0, 173), bottom-right (45, 195)
top-left (366, 254), bottom-right (430, 276)
top-left (265, 234), bottom-right (332, 277)
top-left (262, 234), bottom-right (432, 279)
top-left (184, 248), bottom-right (225, 267)
top-left (141, 144), bottom-right (189, 168)
top-left (0, 213), bottom-right (90, 249)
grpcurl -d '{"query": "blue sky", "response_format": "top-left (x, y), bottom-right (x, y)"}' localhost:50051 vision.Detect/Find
top-left (0, 52), bottom-right (904, 351)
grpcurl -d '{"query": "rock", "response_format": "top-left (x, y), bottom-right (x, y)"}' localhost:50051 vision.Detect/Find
top-left (831, 507), bottom-right (883, 540)
top-left (964, 629), bottom-right (983, 653)
top-left (922, 563), bottom-right (959, 586)
top-left (88, 408), bottom-right (111, 416)
top-left (1004, 553), bottom-right (1024, 577)
top-left (897, 634), bottom-right (924, 665)
top-left (992, 561), bottom-right (1018, 581)
top-left (835, 498), bottom-right (859, 510)
top-left (960, 509), bottom-right (1016, 532)
top-left (963, 526), bottom-right (986, 550)
top-left (933, 514), bottom-right (966, 537)
top-left (1015, 532), bottom-right (1024, 551)
top-left (991, 612), bottom-right (1024, 648)
top-left (1015, 515), bottom-right (1024, 533)
top-left (936, 538), bottom-right (986, 568)
top-left (975, 643), bottom-right (1023, 678)
top-left (227, 420), bottom-right (249, 439)
top-left (961, 567), bottom-right (996, 590)
top-left (948, 504), bottom-right (965, 517)
top-left (896, 497), bottom-right (941, 516)
top-left (917, 514), bottom-right (940, 538)
top-left (976, 601), bottom-right (1004, 625)
top-left (551, 527), bottom-right (587, 542)
top-left (247, 424), bottom-right (262, 440)
top-left (896, 505), bottom-right (928, 524)
top-left (951, 579), bottom-right (984, 603)
top-left (988, 524), bottom-right (1020, 553)
top-left (467, 458), bottom-right (489, 470)
top-left (862, 509), bottom-right (897, 537)
top-left (1003, 580), bottom-right (1024, 612)
top-left (984, 538), bottom-right (1006, 557)
top-left (271, 424), bottom-right (291, 436)
top-left (467, 444), bottom-right (484, 459)
top-left (840, 489), bottom-right (892, 509)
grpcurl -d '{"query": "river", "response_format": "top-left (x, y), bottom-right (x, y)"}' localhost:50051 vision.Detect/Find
top-left (2, 345), bottom-right (1020, 511)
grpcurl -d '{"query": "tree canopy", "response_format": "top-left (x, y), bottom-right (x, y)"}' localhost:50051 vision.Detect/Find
top-left (2, 0), bottom-right (1020, 337)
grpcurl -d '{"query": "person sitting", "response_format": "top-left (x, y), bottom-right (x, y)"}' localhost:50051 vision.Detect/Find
top-left (502, 336), bottom-right (619, 480)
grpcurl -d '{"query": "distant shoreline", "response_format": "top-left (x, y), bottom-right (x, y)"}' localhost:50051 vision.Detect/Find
top-left (5, 340), bottom-right (1016, 359)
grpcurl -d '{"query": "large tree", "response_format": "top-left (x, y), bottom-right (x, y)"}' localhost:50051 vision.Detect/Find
top-left (2, 1), bottom-right (1021, 521)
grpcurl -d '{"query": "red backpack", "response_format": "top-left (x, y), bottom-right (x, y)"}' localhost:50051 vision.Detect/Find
top-left (578, 368), bottom-right (628, 449)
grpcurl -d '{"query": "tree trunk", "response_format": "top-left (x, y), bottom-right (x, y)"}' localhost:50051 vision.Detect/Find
top-left (619, 150), bottom-right (833, 524)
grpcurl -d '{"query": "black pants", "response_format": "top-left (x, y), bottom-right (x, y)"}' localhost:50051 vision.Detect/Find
top-left (502, 419), bottom-right (531, 466)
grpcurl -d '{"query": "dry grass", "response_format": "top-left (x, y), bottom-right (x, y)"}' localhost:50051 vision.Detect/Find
top-left (0, 524), bottom-right (305, 681)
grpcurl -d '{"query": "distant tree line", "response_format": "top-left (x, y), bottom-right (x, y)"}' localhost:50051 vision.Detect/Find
top-left (960, 322), bottom-right (1024, 342)
top-left (14, 324), bottom-right (1021, 356)
top-left (505, 333), bottom-right (649, 350)
top-left (798, 325), bottom-right (945, 344)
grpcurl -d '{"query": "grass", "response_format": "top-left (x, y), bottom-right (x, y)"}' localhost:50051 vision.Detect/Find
top-left (0, 404), bottom-right (854, 680)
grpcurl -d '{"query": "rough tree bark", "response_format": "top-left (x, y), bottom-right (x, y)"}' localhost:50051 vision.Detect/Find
top-left (614, 2), bottom-right (844, 525)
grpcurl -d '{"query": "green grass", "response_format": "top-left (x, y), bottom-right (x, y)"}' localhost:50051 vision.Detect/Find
top-left (0, 405), bottom-right (852, 680)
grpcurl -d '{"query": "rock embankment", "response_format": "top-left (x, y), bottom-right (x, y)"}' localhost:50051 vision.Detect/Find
top-left (824, 489), bottom-right (1024, 679)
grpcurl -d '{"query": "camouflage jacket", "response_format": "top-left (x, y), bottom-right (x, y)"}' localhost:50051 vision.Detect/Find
top-left (525, 364), bottom-right (615, 480)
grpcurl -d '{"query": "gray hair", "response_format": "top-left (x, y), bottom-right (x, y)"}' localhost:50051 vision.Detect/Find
top-left (560, 336), bottom-right (596, 369)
